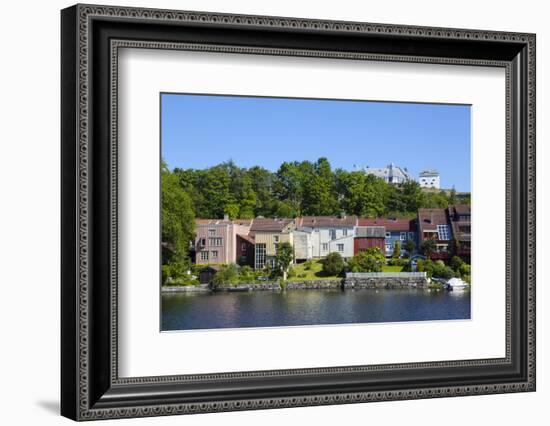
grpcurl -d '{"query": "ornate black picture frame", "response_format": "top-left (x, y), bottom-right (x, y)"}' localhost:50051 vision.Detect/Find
top-left (61, 4), bottom-right (536, 421)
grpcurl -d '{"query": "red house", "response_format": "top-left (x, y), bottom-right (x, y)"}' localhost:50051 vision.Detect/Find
top-left (354, 224), bottom-right (386, 255)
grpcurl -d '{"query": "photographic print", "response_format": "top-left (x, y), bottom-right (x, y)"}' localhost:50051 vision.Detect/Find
top-left (160, 93), bottom-right (472, 331)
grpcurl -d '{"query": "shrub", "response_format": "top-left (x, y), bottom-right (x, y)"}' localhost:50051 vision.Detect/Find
top-left (287, 266), bottom-right (297, 279)
top-left (212, 264), bottom-right (239, 287)
top-left (392, 241), bottom-right (401, 259)
top-left (321, 252), bottom-right (345, 276)
top-left (303, 260), bottom-right (314, 270)
top-left (239, 265), bottom-right (255, 283)
top-left (450, 256), bottom-right (464, 272)
top-left (347, 247), bottom-right (385, 272)
top-left (458, 263), bottom-right (471, 278)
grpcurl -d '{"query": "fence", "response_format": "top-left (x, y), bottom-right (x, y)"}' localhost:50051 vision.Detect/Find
top-left (345, 272), bottom-right (427, 279)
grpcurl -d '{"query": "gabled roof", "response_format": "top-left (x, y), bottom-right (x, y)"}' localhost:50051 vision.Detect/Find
top-left (355, 226), bottom-right (386, 238)
top-left (250, 218), bottom-right (295, 232)
top-left (195, 218), bottom-right (252, 226)
top-left (358, 218), bottom-right (415, 232)
top-left (237, 233), bottom-right (255, 244)
top-left (449, 204), bottom-right (471, 217)
top-left (417, 208), bottom-right (449, 231)
top-left (298, 216), bottom-right (358, 228)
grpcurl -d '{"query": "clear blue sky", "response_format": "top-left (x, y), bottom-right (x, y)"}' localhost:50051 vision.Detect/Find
top-left (161, 93), bottom-right (471, 192)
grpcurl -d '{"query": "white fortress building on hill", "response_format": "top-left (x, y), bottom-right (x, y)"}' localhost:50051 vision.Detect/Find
top-left (364, 163), bottom-right (412, 185)
top-left (418, 169), bottom-right (440, 189)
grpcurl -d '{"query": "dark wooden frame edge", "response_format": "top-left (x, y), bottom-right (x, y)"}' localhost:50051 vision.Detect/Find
top-left (61, 4), bottom-right (536, 421)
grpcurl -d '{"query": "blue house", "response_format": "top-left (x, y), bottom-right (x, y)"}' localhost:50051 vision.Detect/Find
top-left (359, 218), bottom-right (418, 257)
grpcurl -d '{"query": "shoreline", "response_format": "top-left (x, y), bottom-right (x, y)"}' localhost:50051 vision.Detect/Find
top-left (161, 276), bottom-right (433, 293)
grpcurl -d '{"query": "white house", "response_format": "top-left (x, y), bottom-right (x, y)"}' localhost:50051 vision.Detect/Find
top-left (296, 216), bottom-right (357, 260)
top-left (293, 228), bottom-right (314, 261)
top-left (364, 163), bottom-right (412, 185)
top-left (419, 169), bottom-right (440, 189)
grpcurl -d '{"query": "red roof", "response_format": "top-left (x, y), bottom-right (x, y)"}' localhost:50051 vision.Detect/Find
top-left (250, 218), bottom-right (295, 232)
top-left (358, 218), bottom-right (415, 231)
top-left (195, 218), bottom-right (252, 226)
top-left (298, 216), bottom-right (358, 227)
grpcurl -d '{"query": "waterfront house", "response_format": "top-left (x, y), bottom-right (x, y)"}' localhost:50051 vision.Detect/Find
top-left (236, 233), bottom-right (255, 267)
top-left (194, 217), bottom-right (252, 265)
top-left (353, 225), bottom-right (386, 255)
top-left (250, 218), bottom-right (296, 270)
top-left (297, 216), bottom-right (357, 260)
top-left (359, 218), bottom-right (417, 257)
top-left (448, 204), bottom-right (471, 261)
top-left (293, 228), bottom-right (314, 262)
top-left (417, 208), bottom-right (453, 260)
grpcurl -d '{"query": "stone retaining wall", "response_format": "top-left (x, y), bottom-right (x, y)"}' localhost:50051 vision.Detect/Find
top-left (286, 280), bottom-right (343, 290)
top-left (162, 277), bottom-right (428, 293)
top-left (343, 276), bottom-right (428, 289)
top-left (161, 284), bottom-right (210, 293)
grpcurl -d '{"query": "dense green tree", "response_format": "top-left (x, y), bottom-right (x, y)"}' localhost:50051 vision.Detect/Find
top-left (404, 239), bottom-right (416, 256)
top-left (276, 242), bottom-right (294, 280)
top-left (302, 158), bottom-right (339, 215)
top-left (420, 239), bottom-right (436, 258)
top-left (168, 159), bottom-right (470, 235)
top-left (161, 163), bottom-right (195, 274)
top-left (422, 191), bottom-right (450, 209)
top-left (246, 166), bottom-right (274, 217)
top-left (337, 171), bottom-right (387, 217)
top-left (400, 180), bottom-right (425, 212)
top-left (321, 252), bottom-right (345, 276)
top-left (347, 247), bottom-right (386, 272)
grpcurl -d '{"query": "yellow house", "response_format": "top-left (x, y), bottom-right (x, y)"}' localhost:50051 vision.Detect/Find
top-left (250, 218), bottom-right (295, 269)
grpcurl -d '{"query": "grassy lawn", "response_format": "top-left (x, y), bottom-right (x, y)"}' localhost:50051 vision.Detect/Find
top-left (291, 260), bottom-right (340, 280)
top-left (381, 265), bottom-right (404, 272)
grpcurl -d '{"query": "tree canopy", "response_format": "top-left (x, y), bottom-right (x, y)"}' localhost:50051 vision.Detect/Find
top-left (161, 162), bottom-right (195, 271)
top-left (171, 158), bottom-right (465, 220)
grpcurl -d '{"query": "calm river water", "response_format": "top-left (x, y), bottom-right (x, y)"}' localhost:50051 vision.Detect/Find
top-left (161, 289), bottom-right (471, 331)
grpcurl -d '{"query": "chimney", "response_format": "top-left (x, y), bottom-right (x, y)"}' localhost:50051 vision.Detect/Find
top-left (430, 211), bottom-right (433, 224)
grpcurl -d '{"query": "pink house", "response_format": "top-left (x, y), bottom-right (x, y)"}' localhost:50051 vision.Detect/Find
top-left (194, 217), bottom-right (252, 264)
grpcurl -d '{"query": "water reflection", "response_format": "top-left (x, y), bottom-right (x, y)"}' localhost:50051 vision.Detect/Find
top-left (161, 289), bottom-right (471, 331)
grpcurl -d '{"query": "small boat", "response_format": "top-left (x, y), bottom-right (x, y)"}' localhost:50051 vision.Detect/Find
top-left (445, 277), bottom-right (470, 292)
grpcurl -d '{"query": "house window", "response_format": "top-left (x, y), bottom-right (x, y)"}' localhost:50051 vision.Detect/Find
top-left (255, 244), bottom-right (266, 270)
top-left (241, 243), bottom-right (247, 251)
top-left (400, 232), bottom-right (407, 240)
top-left (199, 238), bottom-right (206, 246)
top-left (273, 235), bottom-right (279, 243)
top-left (208, 229), bottom-right (215, 236)
top-left (343, 229), bottom-right (348, 236)
top-left (385, 244), bottom-right (392, 252)
top-left (322, 243), bottom-right (328, 251)
top-left (211, 250), bottom-right (218, 260)
top-left (209, 237), bottom-right (222, 246)
top-left (385, 232), bottom-right (391, 238)
top-left (200, 251), bottom-right (209, 261)
top-left (437, 225), bottom-right (451, 240)
top-left (408, 232), bottom-right (414, 239)
top-left (330, 229), bottom-right (336, 240)
top-left (274, 242), bottom-right (279, 253)
top-left (337, 244), bottom-right (344, 252)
